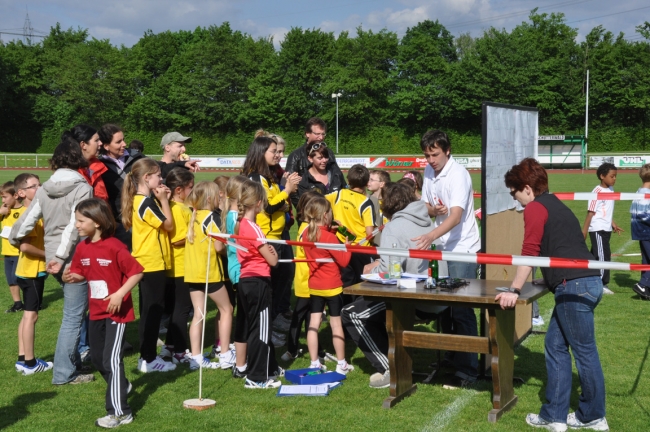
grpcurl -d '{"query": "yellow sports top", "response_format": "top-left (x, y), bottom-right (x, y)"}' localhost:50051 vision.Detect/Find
top-left (184, 209), bottom-right (225, 283)
top-left (1, 206), bottom-right (26, 256)
top-left (294, 222), bottom-right (309, 298)
top-left (15, 219), bottom-right (46, 278)
top-left (131, 194), bottom-right (171, 272)
top-left (250, 173), bottom-right (288, 240)
top-left (326, 189), bottom-right (375, 245)
top-left (168, 201), bottom-right (192, 277)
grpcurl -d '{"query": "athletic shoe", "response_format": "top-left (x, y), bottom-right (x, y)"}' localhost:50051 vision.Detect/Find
top-left (336, 361), bottom-right (355, 375)
top-left (69, 373), bottom-right (96, 384)
top-left (566, 412), bottom-right (609, 431)
top-left (274, 366), bottom-right (285, 378)
top-left (22, 359), bottom-right (53, 375)
top-left (5, 303), bottom-right (23, 313)
top-left (80, 349), bottom-right (91, 363)
top-left (525, 413), bottom-right (568, 431)
top-left (189, 356), bottom-right (220, 371)
top-left (442, 375), bottom-right (477, 390)
top-left (532, 316), bottom-right (545, 326)
top-left (244, 377), bottom-right (281, 389)
top-left (281, 349), bottom-right (302, 362)
top-left (172, 350), bottom-right (191, 365)
top-left (15, 361), bottom-right (26, 373)
top-left (210, 343), bottom-right (236, 358)
top-left (159, 345), bottom-right (173, 358)
top-left (232, 366), bottom-right (247, 379)
top-left (323, 352), bottom-right (338, 363)
top-left (218, 350), bottom-right (236, 369)
top-left (633, 283), bottom-right (650, 299)
top-left (272, 331), bottom-right (286, 347)
top-left (310, 362), bottom-right (327, 372)
top-left (369, 370), bottom-right (390, 389)
top-left (602, 286), bottom-right (614, 295)
top-left (139, 356), bottom-right (176, 373)
top-left (95, 413), bottom-right (133, 429)
top-left (272, 316), bottom-right (290, 332)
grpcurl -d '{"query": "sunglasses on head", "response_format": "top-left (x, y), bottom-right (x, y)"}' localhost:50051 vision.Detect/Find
top-left (309, 142), bottom-right (327, 153)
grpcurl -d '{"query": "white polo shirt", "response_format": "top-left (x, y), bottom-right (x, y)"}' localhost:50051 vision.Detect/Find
top-left (421, 156), bottom-right (480, 253)
top-left (587, 185), bottom-right (614, 232)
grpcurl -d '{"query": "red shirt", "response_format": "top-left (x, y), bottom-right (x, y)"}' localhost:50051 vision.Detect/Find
top-left (521, 201), bottom-right (548, 257)
top-left (78, 158), bottom-right (109, 201)
top-left (237, 218), bottom-right (271, 278)
top-left (70, 237), bottom-right (144, 323)
top-left (305, 226), bottom-right (351, 290)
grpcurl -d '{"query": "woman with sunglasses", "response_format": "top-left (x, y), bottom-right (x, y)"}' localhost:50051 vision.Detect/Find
top-left (293, 142), bottom-right (347, 218)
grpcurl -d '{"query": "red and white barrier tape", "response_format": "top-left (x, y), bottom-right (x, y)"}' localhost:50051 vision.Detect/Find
top-left (278, 258), bottom-right (334, 263)
top-left (472, 192), bottom-right (650, 201)
top-left (209, 233), bottom-right (650, 271)
top-left (358, 224), bottom-right (386, 246)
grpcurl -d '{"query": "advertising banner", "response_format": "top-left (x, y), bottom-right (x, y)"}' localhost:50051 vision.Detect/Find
top-left (589, 155), bottom-right (650, 169)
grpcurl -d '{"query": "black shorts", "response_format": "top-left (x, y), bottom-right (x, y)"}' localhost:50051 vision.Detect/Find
top-left (4, 256), bottom-right (18, 286)
top-left (17, 276), bottom-right (46, 312)
top-left (188, 282), bottom-right (225, 294)
top-left (310, 293), bottom-right (344, 317)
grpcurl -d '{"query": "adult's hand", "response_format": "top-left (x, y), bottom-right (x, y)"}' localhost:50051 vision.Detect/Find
top-left (284, 172), bottom-right (301, 195)
top-left (185, 160), bottom-right (201, 172)
top-left (47, 260), bottom-right (62, 275)
top-left (363, 261), bottom-right (380, 274)
top-left (495, 292), bottom-right (519, 310)
top-left (411, 230), bottom-right (437, 250)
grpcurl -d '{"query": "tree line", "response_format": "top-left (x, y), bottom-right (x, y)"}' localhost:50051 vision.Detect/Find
top-left (0, 10), bottom-right (649, 155)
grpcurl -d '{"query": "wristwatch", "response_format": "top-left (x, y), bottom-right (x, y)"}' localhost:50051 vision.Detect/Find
top-left (509, 287), bottom-right (521, 295)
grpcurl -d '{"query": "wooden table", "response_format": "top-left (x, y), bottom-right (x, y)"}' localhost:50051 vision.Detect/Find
top-left (343, 279), bottom-right (547, 422)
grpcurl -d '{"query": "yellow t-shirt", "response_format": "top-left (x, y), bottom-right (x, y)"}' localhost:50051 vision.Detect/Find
top-left (15, 219), bottom-right (46, 278)
top-left (249, 173), bottom-right (288, 240)
top-left (131, 194), bottom-right (171, 272)
top-left (168, 201), bottom-right (192, 277)
top-left (1, 206), bottom-right (26, 256)
top-left (294, 222), bottom-right (310, 298)
top-left (326, 189), bottom-right (375, 245)
top-left (184, 209), bottom-right (225, 283)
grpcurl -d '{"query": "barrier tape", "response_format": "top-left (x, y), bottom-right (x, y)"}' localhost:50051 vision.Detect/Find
top-left (209, 233), bottom-right (650, 271)
top-left (278, 258), bottom-right (334, 263)
top-left (358, 224), bottom-right (385, 246)
top-left (472, 192), bottom-right (650, 201)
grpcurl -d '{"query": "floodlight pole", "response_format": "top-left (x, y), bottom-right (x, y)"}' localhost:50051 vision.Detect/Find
top-left (585, 69), bottom-right (589, 140)
top-left (332, 93), bottom-right (342, 153)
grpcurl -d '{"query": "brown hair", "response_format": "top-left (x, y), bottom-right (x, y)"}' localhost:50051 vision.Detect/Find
top-left (370, 170), bottom-right (390, 185)
top-left (222, 175), bottom-right (248, 230)
top-left (13, 173), bottom-right (39, 191)
top-left (120, 158), bottom-right (161, 230)
top-left (166, 167), bottom-right (194, 193)
top-left (235, 179), bottom-right (267, 235)
top-left (504, 158), bottom-right (549, 196)
top-left (640, 163), bottom-right (650, 183)
top-left (296, 190), bottom-right (323, 223)
top-left (76, 198), bottom-right (117, 238)
top-left (1, 181), bottom-right (15, 195)
top-left (347, 164), bottom-right (370, 189)
top-left (404, 170), bottom-right (423, 191)
top-left (304, 196), bottom-right (332, 243)
top-left (381, 183), bottom-right (416, 220)
top-left (396, 177), bottom-right (417, 196)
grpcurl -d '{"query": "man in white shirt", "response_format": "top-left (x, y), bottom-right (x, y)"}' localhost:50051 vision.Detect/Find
top-left (412, 129), bottom-right (480, 387)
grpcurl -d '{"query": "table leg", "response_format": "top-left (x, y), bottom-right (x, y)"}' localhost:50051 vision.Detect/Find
top-left (487, 308), bottom-right (518, 422)
top-left (383, 300), bottom-right (417, 408)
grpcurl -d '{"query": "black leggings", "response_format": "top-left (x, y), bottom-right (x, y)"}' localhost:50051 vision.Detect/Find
top-left (138, 271), bottom-right (168, 362)
top-left (164, 277), bottom-right (192, 353)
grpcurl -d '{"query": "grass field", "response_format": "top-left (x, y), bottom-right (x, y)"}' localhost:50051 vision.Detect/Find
top-left (0, 168), bottom-right (649, 431)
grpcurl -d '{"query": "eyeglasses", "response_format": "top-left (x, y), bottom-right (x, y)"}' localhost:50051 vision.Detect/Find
top-left (22, 184), bottom-right (41, 191)
top-left (309, 131), bottom-right (326, 137)
top-left (509, 189), bottom-right (518, 197)
top-left (266, 149), bottom-right (278, 155)
top-left (368, 178), bottom-right (380, 183)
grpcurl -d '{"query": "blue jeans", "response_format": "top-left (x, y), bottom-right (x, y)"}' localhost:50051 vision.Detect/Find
top-left (52, 279), bottom-right (89, 384)
top-left (77, 312), bottom-right (90, 355)
top-left (444, 261), bottom-right (479, 380)
top-left (539, 276), bottom-right (606, 423)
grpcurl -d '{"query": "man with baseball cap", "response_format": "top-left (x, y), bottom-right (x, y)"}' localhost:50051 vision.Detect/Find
top-left (158, 132), bottom-right (200, 177)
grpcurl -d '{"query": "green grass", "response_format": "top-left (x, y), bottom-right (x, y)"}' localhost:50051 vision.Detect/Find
top-left (0, 169), bottom-right (649, 431)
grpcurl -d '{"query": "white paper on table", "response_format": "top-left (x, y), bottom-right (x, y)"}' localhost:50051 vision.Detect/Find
top-left (277, 385), bottom-right (331, 396)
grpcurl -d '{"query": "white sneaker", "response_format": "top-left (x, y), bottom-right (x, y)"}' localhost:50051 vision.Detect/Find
top-left (567, 412), bottom-right (609, 431)
top-left (369, 370), bottom-right (390, 388)
top-left (172, 350), bottom-right (192, 365)
top-left (602, 286), bottom-right (614, 295)
top-left (244, 377), bottom-right (281, 389)
top-left (533, 316), bottom-right (545, 326)
top-left (335, 361), bottom-right (355, 375)
top-left (281, 349), bottom-right (302, 362)
top-left (218, 350), bottom-right (236, 369)
top-left (526, 413), bottom-right (567, 431)
top-left (323, 352), bottom-right (338, 362)
top-left (139, 356), bottom-right (177, 373)
top-left (22, 359), bottom-right (54, 375)
top-left (310, 361), bottom-right (327, 372)
top-left (159, 345), bottom-right (173, 358)
top-left (189, 356), bottom-right (220, 371)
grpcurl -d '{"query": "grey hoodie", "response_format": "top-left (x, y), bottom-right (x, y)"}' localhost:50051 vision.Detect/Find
top-left (376, 200), bottom-right (433, 274)
top-left (10, 169), bottom-right (93, 266)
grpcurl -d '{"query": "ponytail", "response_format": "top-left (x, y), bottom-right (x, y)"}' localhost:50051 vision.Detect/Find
top-left (235, 179), bottom-right (267, 234)
top-left (222, 175), bottom-right (248, 230)
top-left (120, 158), bottom-right (161, 230)
top-left (303, 196), bottom-right (330, 243)
top-left (187, 208), bottom-right (198, 244)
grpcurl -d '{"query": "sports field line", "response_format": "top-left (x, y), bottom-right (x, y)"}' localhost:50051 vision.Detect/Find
top-left (420, 389), bottom-right (478, 432)
top-left (613, 239), bottom-right (635, 258)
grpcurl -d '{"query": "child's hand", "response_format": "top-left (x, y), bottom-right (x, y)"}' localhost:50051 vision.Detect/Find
top-left (267, 244), bottom-right (277, 256)
top-left (104, 292), bottom-right (125, 314)
top-left (612, 222), bottom-right (624, 236)
top-left (0, 203), bottom-right (9, 216)
top-left (62, 267), bottom-right (72, 283)
top-left (153, 185), bottom-right (171, 201)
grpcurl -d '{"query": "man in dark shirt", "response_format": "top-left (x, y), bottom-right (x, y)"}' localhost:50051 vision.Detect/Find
top-left (285, 117), bottom-right (344, 180)
top-left (158, 132), bottom-right (200, 178)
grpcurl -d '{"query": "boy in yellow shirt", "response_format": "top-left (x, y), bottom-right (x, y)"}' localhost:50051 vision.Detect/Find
top-left (1, 181), bottom-right (27, 313)
top-left (12, 173), bottom-right (50, 375)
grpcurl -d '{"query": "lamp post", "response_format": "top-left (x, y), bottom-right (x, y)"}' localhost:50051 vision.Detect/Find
top-left (331, 92), bottom-right (342, 154)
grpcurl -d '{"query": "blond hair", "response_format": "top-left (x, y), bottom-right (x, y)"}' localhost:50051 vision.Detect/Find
top-left (221, 175), bottom-right (248, 230)
top-left (255, 129), bottom-right (285, 147)
top-left (235, 180), bottom-right (266, 235)
top-left (121, 158), bottom-right (161, 230)
top-left (185, 181), bottom-right (220, 244)
top-left (304, 196), bottom-right (332, 243)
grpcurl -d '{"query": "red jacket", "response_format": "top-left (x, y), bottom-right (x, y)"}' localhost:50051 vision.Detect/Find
top-left (305, 226), bottom-right (351, 290)
top-left (79, 158), bottom-right (109, 201)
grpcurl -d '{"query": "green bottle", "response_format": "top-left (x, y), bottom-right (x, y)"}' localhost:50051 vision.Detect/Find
top-left (428, 244), bottom-right (438, 286)
top-left (337, 226), bottom-right (356, 242)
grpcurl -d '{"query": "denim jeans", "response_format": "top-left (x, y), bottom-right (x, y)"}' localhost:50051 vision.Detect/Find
top-left (639, 241), bottom-right (650, 287)
top-left (539, 275), bottom-right (606, 423)
top-left (444, 261), bottom-right (479, 380)
top-left (52, 279), bottom-right (89, 384)
top-left (77, 312), bottom-right (90, 355)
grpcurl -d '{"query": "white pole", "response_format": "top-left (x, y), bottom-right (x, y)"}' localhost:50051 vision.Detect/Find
top-left (336, 95), bottom-right (339, 154)
top-left (585, 69), bottom-right (589, 139)
top-left (198, 235), bottom-right (212, 400)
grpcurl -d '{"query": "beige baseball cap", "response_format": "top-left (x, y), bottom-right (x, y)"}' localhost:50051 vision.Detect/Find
top-left (160, 132), bottom-right (192, 149)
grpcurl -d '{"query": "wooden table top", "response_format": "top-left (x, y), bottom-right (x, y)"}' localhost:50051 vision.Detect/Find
top-left (343, 279), bottom-right (547, 306)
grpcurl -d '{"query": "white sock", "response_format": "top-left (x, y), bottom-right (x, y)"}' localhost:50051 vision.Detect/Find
top-left (337, 359), bottom-right (347, 367)
top-left (310, 360), bottom-right (321, 368)
top-left (192, 354), bottom-right (203, 363)
top-left (237, 364), bottom-right (247, 372)
top-left (220, 350), bottom-right (232, 358)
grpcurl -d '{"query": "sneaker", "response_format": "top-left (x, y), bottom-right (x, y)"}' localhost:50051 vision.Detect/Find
top-left (210, 343), bottom-right (235, 358)
top-left (335, 361), bottom-right (355, 375)
top-left (369, 370), bottom-right (390, 388)
top-left (442, 375), bottom-right (477, 390)
top-left (602, 286), bottom-right (614, 295)
top-left (272, 331), bottom-right (286, 347)
top-left (232, 366), bottom-right (247, 379)
top-left (566, 412), bottom-right (609, 431)
top-left (633, 283), bottom-right (650, 299)
top-left (172, 350), bottom-right (191, 365)
top-left (310, 361), bottom-right (327, 372)
top-left (532, 316), bottom-right (545, 326)
top-left (244, 377), bottom-right (281, 389)
top-left (22, 359), bottom-right (53, 375)
top-left (69, 373), bottom-right (96, 384)
top-left (281, 349), bottom-right (302, 362)
top-left (95, 413), bottom-right (133, 429)
top-left (189, 356), bottom-right (220, 371)
top-left (323, 352), bottom-right (338, 363)
top-left (5, 303), bottom-right (23, 313)
top-left (274, 366), bottom-right (285, 378)
top-left (15, 361), bottom-right (25, 373)
top-left (159, 345), bottom-right (173, 358)
top-left (80, 349), bottom-right (91, 363)
top-left (525, 413), bottom-right (568, 431)
top-left (218, 350), bottom-right (236, 370)
top-left (272, 316), bottom-right (290, 332)
top-left (139, 356), bottom-right (176, 373)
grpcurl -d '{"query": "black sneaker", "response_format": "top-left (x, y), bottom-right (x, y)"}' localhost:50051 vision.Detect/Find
top-left (5, 303), bottom-right (24, 313)
top-left (633, 283), bottom-right (650, 300)
top-left (232, 367), bottom-right (247, 379)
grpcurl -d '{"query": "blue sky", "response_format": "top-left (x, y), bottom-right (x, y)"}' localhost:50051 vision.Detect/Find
top-left (1, 0), bottom-right (648, 47)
